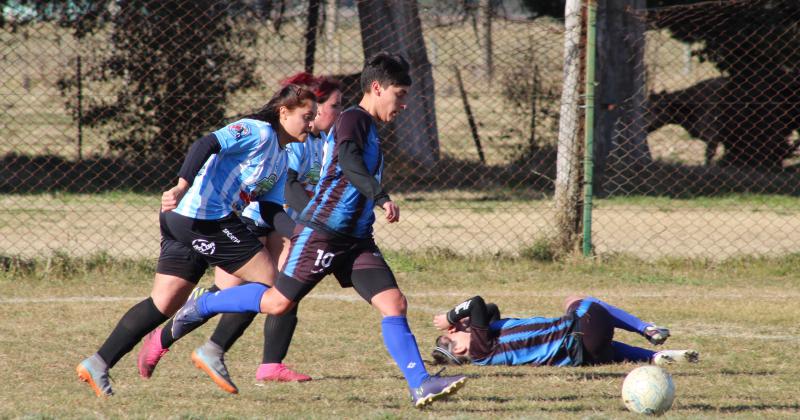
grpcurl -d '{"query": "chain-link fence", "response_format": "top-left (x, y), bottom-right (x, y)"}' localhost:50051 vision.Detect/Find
top-left (1, 0), bottom-right (798, 260)
top-left (594, 0), bottom-right (800, 257)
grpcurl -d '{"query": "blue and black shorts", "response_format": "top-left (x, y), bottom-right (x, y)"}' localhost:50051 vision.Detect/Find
top-left (274, 224), bottom-right (398, 302)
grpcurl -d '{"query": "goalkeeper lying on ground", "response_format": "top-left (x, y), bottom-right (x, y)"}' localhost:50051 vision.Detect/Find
top-left (431, 295), bottom-right (699, 367)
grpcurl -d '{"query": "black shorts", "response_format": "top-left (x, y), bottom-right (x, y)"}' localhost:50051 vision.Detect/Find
top-left (567, 300), bottom-right (615, 365)
top-left (274, 224), bottom-right (397, 302)
top-left (156, 211), bottom-right (264, 284)
top-left (240, 215), bottom-right (274, 238)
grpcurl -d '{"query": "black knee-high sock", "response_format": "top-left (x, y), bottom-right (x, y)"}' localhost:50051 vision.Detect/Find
top-left (160, 285), bottom-right (221, 349)
top-left (262, 304), bottom-right (299, 364)
top-left (97, 297), bottom-right (168, 368)
top-left (209, 312), bottom-right (258, 351)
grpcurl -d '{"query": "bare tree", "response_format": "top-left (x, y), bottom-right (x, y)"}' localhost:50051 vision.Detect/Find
top-left (554, 0), bottom-right (583, 254)
top-left (594, 0), bottom-right (649, 190)
top-left (356, 0), bottom-right (439, 166)
top-left (479, 0), bottom-right (493, 81)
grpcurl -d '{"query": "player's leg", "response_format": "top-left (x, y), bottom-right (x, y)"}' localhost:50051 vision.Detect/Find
top-left (139, 214), bottom-right (269, 384)
top-left (185, 230), bottom-right (270, 393)
top-left (78, 214), bottom-right (208, 397)
top-left (611, 341), bottom-right (655, 363)
top-left (78, 272), bottom-right (199, 396)
top-left (170, 226), bottom-right (327, 338)
top-left (575, 300), bottom-right (617, 365)
top-left (612, 342), bottom-right (699, 365)
top-left (348, 245), bottom-right (466, 408)
top-left (579, 296), bottom-right (670, 345)
top-left (139, 282), bottom-right (221, 379)
top-left (254, 230), bottom-right (310, 382)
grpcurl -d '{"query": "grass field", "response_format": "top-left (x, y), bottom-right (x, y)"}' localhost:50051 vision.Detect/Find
top-left (1, 252), bottom-right (799, 418)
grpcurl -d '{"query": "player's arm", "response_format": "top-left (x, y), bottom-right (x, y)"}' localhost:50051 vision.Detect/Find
top-left (336, 111), bottom-right (398, 222)
top-left (338, 141), bottom-right (391, 206)
top-left (258, 201), bottom-right (295, 238)
top-left (433, 295), bottom-right (492, 331)
top-left (162, 133), bottom-right (221, 212)
top-left (284, 168), bottom-right (311, 212)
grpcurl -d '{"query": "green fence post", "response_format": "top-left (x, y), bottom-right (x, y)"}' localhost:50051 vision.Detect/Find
top-left (582, 0), bottom-right (597, 257)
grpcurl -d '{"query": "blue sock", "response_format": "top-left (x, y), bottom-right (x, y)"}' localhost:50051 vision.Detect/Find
top-left (584, 296), bottom-right (650, 333)
top-left (381, 316), bottom-right (429, 389)
top-left (611, 341), bottom-right (655, 363)
top-left (197, 282), bottom-right (269, 317)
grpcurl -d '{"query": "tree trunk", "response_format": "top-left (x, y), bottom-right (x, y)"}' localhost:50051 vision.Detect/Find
top-left (593, 0), bottom-right (649, 193)
top-left (554, 0), bottom-right (583, 255)
top-left (479, 0), bottom-right (493, 81)
top-left (324, 0), bottom-right (337, 41)
top-left (305, 0), bottom-right (321, 74)
top-left (356, 0), bottom-right (439, 166)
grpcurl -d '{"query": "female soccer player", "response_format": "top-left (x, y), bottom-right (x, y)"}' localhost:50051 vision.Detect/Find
top-left (430, 295), bottom-right (699, 367)
top-left (170, 52), bottom-right (467, 408)
top-left (76, 84), bottom-right (317, 397)
top-left (136, 73), bottom-right (343, 392)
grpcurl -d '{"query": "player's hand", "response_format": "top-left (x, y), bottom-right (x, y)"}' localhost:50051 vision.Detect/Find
top-left (161, 179), bottom-right (190, 212)
top-left (382, 201), bottom-right (400, 223)
top-left (433, 313), bottom-right (452, 331)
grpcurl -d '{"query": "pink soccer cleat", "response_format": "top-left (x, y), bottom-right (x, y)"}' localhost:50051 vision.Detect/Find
top-left (255, 363), bottom-right (312, 383)
top-left (137, 327), bottom-right (169, 378)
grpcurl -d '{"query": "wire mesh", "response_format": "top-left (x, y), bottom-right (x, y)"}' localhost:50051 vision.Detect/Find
top-left (1, 0), bottom-right (798, 260)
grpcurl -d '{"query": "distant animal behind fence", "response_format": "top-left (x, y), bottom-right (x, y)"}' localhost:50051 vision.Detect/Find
top-left (646, 77), bottom-right (799, 169)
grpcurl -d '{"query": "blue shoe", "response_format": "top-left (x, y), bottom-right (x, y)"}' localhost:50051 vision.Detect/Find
top-left (410, 369), bottom-right (467, 408)
top-left (171, 287), bottom-right (210, 340)
top-left (76, 354), bottom-right (113, 397)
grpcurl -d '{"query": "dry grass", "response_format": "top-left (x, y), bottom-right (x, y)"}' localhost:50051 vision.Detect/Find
top-left (2, 192), bottom-right (799, 260)
top-left (1, 253), bottom-right (799, 418)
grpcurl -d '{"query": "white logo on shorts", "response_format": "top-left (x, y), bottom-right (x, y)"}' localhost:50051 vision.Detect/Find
top-left (222, 228), bottom-right (241, 244)
top-left (406, 362), bottom-right (416, 369)
top-left (192, 239), bottom-right (216, 255)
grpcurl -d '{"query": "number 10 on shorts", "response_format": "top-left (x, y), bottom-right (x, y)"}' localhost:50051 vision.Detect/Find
top-left (315, 249), bottom-right (334, 268)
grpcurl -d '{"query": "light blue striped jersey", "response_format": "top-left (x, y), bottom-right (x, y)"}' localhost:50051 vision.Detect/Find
top-left (284, 131), bottom-right (327, 220)
top-left (173, 119), bottom-right (287, 220)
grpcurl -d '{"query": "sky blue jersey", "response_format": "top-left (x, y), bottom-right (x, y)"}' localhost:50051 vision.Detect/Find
top-left (284, 130), bottom-right (327, 220)
top-left (174, 119), bottom-right (287, 220)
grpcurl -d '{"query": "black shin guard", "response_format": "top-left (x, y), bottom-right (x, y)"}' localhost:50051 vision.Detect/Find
top-left (262, 305), bottom-right (299, 364)
top-left (160, 284), bottom-right (221, 349)
top-left (97, 297), bottom-right (168, 368)
top-left (209, 312), bottom-right (257, 351)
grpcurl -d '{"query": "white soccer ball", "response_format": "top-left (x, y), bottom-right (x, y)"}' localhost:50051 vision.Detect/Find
top-left (621, 365), bottom-right (676, 416)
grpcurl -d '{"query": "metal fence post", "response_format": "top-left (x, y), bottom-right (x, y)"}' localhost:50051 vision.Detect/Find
top-left (582, 0), bottom-right (597, 256)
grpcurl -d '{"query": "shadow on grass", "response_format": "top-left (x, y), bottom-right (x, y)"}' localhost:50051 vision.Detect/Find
top-left (684, 402), bottom-right (800, 412)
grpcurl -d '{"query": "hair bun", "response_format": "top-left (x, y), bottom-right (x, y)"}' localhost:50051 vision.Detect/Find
top-left (281, 72), bottom-right (318, 87)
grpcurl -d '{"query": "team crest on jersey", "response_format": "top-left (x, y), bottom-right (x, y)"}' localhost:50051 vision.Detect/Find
top-left (250, 173), bottom-right (278, 196)
top-left (306, 161), bottom-right (321, 185)
top-left (192, 239), bottom-right (216, 255)
top-left (228, 122), bottom-right (251, 140)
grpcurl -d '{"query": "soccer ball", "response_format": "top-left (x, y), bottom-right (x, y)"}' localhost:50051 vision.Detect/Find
top-left (621, 366), bottom-right (676, 416)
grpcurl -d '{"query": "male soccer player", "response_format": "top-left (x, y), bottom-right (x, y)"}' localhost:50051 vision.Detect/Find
top-left (170, 52), bottom-right (467, 408)
top-left (431, 295), bottom-right (699, 367)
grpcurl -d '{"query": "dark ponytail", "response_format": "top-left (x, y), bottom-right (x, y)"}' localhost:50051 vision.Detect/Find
top-left (245, 84), bottom-right (316, 126)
